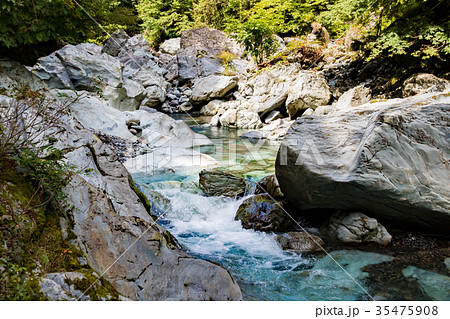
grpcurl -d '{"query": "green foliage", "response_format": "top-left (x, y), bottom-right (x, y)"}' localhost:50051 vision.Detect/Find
top-left (0, 258), bottom-right (41, 300)
top-left (136, 0), bottom-right (196, 45)
top-left (16, 144), bottom-right (75, 205)
top-left (318, 0), bottom-right (371, 37)
top-left (0, 0), bottom-right (97, 48)
top-left (87, 0), bottom-right (142, 44)
top-left (367, 0), bottom-right (450, 61)
top-left (192, 0), bottom-right (254, 29)
top-left (231, 19), bottom-right (277, 64)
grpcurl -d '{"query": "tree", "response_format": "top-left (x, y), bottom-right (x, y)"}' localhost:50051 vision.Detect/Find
top-left (232, 19), bottom-right (277, 64)
top-left (136, 0), bottom-right (195, 45)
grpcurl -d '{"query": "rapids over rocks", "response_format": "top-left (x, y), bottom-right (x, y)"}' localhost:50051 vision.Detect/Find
top-left (132, 116), bottom-right (450, 301)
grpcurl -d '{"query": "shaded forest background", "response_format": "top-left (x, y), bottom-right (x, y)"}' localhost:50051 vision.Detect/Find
top-left (0, 0), bottom-right (449, 72)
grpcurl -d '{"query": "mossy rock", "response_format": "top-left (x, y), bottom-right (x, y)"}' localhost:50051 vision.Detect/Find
top-left (235, 194), bottom-right (293, 232)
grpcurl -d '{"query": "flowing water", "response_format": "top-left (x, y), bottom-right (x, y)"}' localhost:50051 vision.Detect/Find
top-left (133, 115), bottom-right (450, 301)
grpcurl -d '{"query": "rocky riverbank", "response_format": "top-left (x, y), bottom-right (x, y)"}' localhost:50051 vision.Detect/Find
top-left (1, 25), bottom-right (449, 300)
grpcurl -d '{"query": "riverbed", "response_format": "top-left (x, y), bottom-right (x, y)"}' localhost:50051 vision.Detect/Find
top-left (132, 115), bottom-right (450, 301)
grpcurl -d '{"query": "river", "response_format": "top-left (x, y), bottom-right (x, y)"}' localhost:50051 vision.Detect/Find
top-left (132, 115), bottom-right (450, 301)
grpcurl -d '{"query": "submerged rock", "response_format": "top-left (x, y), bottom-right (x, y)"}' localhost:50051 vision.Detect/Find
top-left (402, 266), bottom-right (450, 300)
top-left (275, 232), bottom-right (324, 252)
top-left (235, 194), bottom-right (293, 232)
top-left (276, 92), bottom-right (450, 233)
top-left (320, 212), bottom-right (392, 245)
top-left (199, 169), bottom-right (247, 197)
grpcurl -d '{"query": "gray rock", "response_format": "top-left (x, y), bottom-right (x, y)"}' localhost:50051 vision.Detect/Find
top-left (102, 29), bottom-right (130, 57)
top-left (320, 212), bottom-right (392, 245)
top-left (57, 121), bottom-right (241, 300)
top-left (200, 99), bottom-right (225, 116)
top-left (0, 60), bottom-right (47, 92)
top-left (76, 43), bottom-right (103, 55)
top-left (180, 28), bottom-right (243, 57)
top-left (177, 28), bottom-right (243, 81)
top-left (257, 93), bottom-right (288, 117)
top-left (120, 34), bottom-right (154, 56)
top-left (158, 53), bottom-right (178, 82)
top-left (235, 194), bottom-right (293, 232)
top-left (31, 45), bottom-right (144, 110)
top-left (178, 51), bottom-right (224, 81)
top-left (199, 169), bottom-right (247, 197)
top-left (240, 131), bottom-right (265, 140)
top-left (40, 272), bottom-right (91, 301)
top-left (264, 110), bottom-right (283, 123)
top-left (403, 73), bottom-right (450, 97)
top-left (275, 232), bottom-right (324, 252)
top-left (160, 37), bottom-right (181, 55)
top-left (236, 111), bottom-right (262, 129)
top-left (190, 75), bottom-right (238, 104)
top-left (219, 108), bottom-right (237, 127)
top-left (334, 85), bottom-right (371, 109)
top-left (39, 272), bottom-right (119, 301)
top-left (256, 174), bottom-right (284, 198)
top-left (285, 71), bottom-right (331, 117)
top-left (276, 92), bottom-right (450, 232)
top-left (210, 114), bottom-right (220, 126)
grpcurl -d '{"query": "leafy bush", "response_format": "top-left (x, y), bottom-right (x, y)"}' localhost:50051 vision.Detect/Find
top-left (136, 0), bottom-right (196, 45)
top-left (0, 0), bottom-right (99, 48)
top-left (0, 86), bottom-right (80, 204)
top-left (231, 19), bottom-right (277, 64)
top-left (367, 1), bottom-right (450, 62)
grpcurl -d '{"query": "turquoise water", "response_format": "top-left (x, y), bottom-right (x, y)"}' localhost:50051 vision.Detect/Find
top-left (133, 115), bottom-right (450, 301)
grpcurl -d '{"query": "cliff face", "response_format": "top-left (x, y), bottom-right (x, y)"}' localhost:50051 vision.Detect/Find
top-left (0, 60), bottom-right (242, 300)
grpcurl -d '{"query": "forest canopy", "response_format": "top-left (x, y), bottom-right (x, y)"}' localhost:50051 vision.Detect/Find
top-left (0, 0), bottom-right (448, 63)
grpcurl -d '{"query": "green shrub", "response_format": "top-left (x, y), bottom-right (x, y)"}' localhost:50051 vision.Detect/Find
top-left (230, 19), bottom-right (277, 64)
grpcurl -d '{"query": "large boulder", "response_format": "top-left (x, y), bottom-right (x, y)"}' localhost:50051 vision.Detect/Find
top-left (276, 92), bottom-right (450, 233)
top-left (177, 28), bottom-right (244, 81)
top-left (334, 85), bottom-right (371, 109)
top-left (47, 115), bottom-right (241, 301)
top-left (320, 212), bottom-right (392, 245)
top-left (402, 73), bottom-right (450, 97)
top-left (55, 90), bottom-right (135, 140)
top-left (190, 75), bottom-right (238, 104)
top-left (0, 60), bottom-right (47, 91)
top-left (199, 169), bottom-right (247, 197)
top-left (275, 232), bottom-right (324, 252)
top-left (102, 29), bottom-right (130, 57)
top-left (160, 38), bottom-right (181, 55)
top-left (236, 111), bottom-right (263, 129)
top-left (180, 28), bottom-right (243, 57)
top-left (30, 45), bottom-right (145, 111)
top-left (255, 174), bottom-right (284, 199)
top-left (285, 71), bottom-right (331, 117)
top-left (235, 194), bottom-right (293, 232)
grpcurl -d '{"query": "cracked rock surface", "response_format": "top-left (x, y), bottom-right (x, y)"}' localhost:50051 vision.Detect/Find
top-left (276, 92), bottom-right (450, 233)
top-left (54, 117), bottom-right (242, 300)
